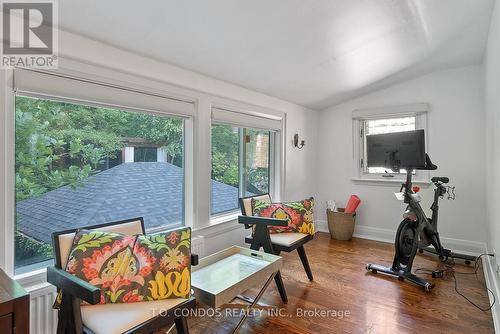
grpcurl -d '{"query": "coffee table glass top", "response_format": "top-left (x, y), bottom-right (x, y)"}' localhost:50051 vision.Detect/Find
top-left (192, 253), bottom-right (269, 295)
top-left (191, 246), bottom-right (283, 307)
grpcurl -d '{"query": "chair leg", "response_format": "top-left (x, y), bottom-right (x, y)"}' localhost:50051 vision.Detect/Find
top-left (56, 309), bottom-right (67, 334)
top-left (174, 316), bottom-right (189, 334)
top-left (297, 245), bottom-right (314, 281)
top-left (274, 271), bottom-right (288, 303)
top-left (57, 293), bottom-right (80, 334)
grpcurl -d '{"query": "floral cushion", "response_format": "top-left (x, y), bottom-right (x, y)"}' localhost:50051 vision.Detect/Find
top-left (135, 230), bottom-right (191, 300)
top-left (63, 227), bottom-right (191, 304)
top-left (252, 197), bottom-right (315, 235)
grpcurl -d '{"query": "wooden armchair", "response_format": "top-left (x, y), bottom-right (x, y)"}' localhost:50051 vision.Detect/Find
top-left (239, 194), bottom-right (314, 294)
top-left (47, 217), bottom-right (197, 334)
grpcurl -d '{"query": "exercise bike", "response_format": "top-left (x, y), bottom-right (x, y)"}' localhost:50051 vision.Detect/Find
top-left (366, 154), bottom-right (476, 291)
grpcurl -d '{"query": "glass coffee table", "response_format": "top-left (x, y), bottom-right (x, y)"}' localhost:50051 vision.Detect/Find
top-left (191, 246), bottom-right (283, 333)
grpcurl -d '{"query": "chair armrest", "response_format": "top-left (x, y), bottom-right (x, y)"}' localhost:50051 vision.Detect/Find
top-left (191, 254), bottom-right (199, 266)
top-left (238, 215), bottom-right (288, 228)
top-left (47, 267), bottom-right (101, 305)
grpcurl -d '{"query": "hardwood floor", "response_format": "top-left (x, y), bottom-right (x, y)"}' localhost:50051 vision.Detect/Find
top-left (185, 233), bottom-right (495, 334)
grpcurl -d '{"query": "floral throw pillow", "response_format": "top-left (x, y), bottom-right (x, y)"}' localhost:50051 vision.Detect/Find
top-left (252, 197), bottom-right (315, 235)
top-left (62, 227), bottom-right (191, 305)
top-left (136, 229), bottom-right (191, 301)
top-left (65, 230), bottom-right (137, 304)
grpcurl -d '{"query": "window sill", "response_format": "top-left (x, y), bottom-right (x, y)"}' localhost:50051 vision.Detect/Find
top-left (15, 267), bottom-right (48, 289)
top-left (208, 211), bottom-right (240, 225)
top-left (351, 177), bottom-right (431, 187)
top-left (193, 209), bottom-right (241, 232)
top-left (193, 211), bottom-right (243, 238)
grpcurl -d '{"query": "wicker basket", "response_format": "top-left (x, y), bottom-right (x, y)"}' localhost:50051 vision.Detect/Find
top-left (327, 208), bottom-right (356, 240)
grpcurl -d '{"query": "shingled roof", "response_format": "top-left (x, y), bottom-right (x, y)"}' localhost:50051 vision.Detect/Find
top-left (16, 162), bottom-right (239, 244)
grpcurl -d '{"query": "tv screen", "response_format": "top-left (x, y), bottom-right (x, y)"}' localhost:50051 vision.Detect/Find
top-left (366, 129), bottom-right (426, 170)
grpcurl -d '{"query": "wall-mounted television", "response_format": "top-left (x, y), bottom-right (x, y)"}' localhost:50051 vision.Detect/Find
top-left (366, 129), bottom-right (426, 171)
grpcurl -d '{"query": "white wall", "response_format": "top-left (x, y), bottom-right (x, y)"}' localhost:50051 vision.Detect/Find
top-left (316, 65), bottom-right (487, 252)
top-left (484, 0), bottom-right (500, 328)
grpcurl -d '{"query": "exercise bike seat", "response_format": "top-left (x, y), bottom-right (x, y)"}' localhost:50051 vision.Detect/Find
top-left (431, 176), bottom-right (449, 184)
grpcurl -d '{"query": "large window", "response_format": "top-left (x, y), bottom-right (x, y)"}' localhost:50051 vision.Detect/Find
top-left (14, 95), bottom-right (184, 273)
top-left (211, 124), bottom-right (271, 215)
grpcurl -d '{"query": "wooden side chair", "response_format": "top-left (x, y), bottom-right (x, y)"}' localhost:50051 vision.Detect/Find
top-left (238, 194), bottom-right (315, 303)
top-left (46, 217), bottom-right (197, 334)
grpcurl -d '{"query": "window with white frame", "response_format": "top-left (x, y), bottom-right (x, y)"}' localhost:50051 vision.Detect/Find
top-left (353, 104), bottom-right (428, 181)
top-left (210, 107), bottom-right (281, 216)
top-left (12, 69), bottom-right (194, 274)
top-left (210, 125), bottom-right (272, 215)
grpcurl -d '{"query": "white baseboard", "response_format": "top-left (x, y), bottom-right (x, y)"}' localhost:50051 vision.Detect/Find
top-left (352, 225), bottom-right (394, 244)
top-left (316, 220), bottom-right (486, 255)
top-left (316, 220), bottom-right (328, 234)
top-left (483, 253), bottom-right (500, 333)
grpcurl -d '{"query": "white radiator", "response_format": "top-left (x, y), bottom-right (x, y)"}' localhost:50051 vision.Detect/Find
top-left (27, 284), bottom-right (58, 334)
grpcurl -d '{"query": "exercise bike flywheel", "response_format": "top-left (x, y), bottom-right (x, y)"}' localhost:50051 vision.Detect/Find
top-left (396, 219), bottom-right (418, 266)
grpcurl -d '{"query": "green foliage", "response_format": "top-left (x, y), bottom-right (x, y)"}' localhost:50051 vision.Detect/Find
top-left (244, 129), bottom-right (270, 194)
top-left (15, 98), bottom-right (124, 200)
top-left (210, 125), bottom-right (270, 193)
top-left (122, 113), bottom-right (183, 165)
top-left (14, 232), bottom-right (53, 266)
top-left (247, 167), bottom-right (269, 194)
top-left (211, 125), bottom-right (239, 187)
top-left (15, 96), bottom-right (184, 201)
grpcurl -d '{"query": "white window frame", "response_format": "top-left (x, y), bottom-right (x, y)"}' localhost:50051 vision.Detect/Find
top-left (1, 69), bottom-right (15, 276)
top-left (3, 67), bottom-right (196, 277)
top-left (352, 103), bottom-right (429, 184)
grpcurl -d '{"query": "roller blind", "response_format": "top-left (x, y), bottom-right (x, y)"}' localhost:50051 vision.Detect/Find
top-left (13, 68), bottom-right (195, 118)
top-left (352, 103), bottom-right (428, 120)
top-left (211, 107), bottom-right (282, 131)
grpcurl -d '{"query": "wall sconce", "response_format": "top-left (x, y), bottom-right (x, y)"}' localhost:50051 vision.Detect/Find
top-left (293, 134), bottom-right (305, 149)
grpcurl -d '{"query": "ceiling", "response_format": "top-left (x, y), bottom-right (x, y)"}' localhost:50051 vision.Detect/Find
top-left (58, 0), bottom-right (494, 110)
